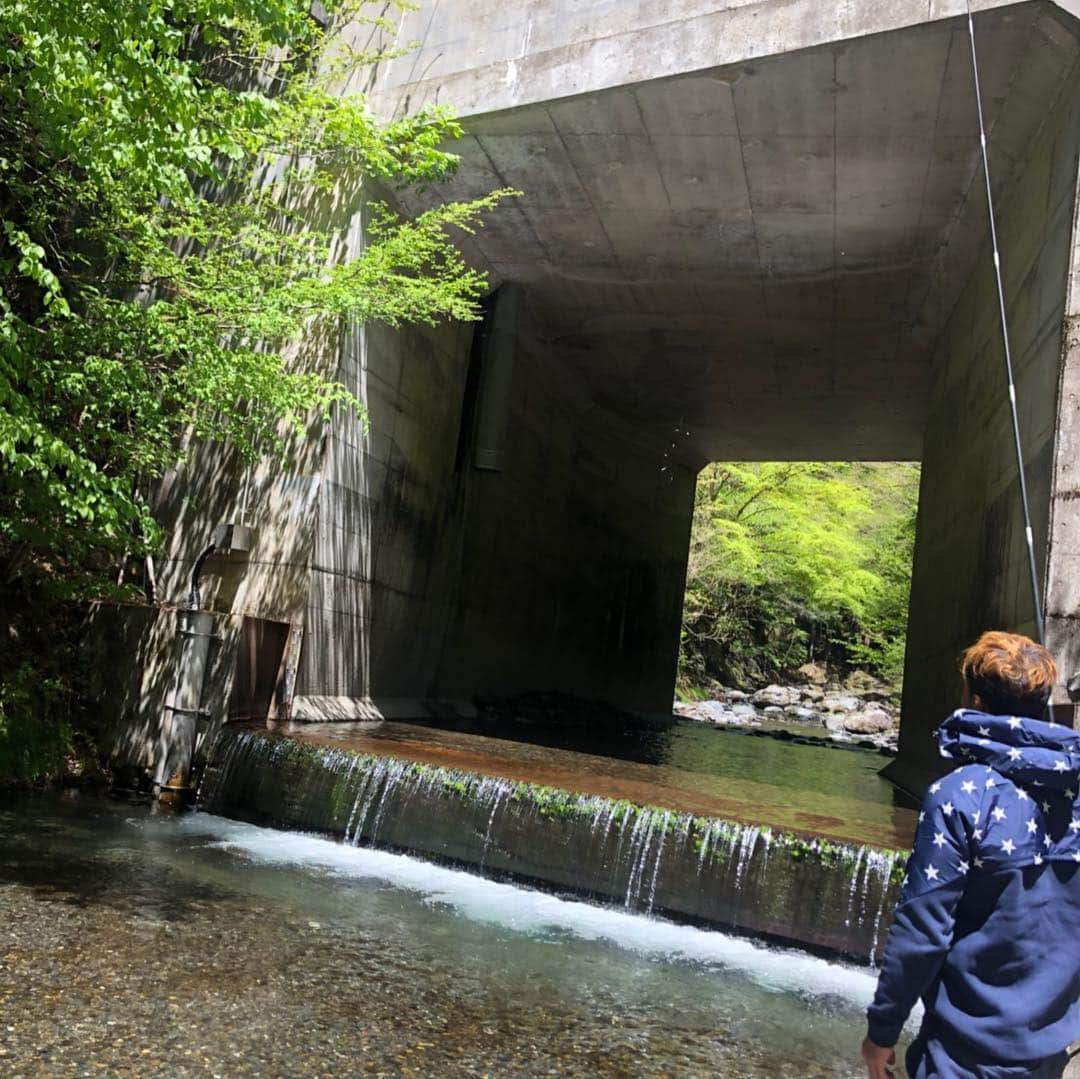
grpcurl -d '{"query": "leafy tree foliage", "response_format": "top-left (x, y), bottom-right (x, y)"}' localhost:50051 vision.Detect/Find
top-left (0, 0), bottom-right (511, 592)
top-left (679, 462), bottom-right (919, 694)
top-left (0, 0), bottom-right (512, 778)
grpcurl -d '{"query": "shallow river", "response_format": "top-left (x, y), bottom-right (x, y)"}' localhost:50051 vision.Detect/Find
top-left (274, 717), bottom-right (917, 849)
top-left (0, 792), bottom-right (910, 1076)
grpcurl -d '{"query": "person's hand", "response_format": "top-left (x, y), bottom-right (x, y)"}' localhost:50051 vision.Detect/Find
top-left (861, 1036), bottom-right (896, 1079)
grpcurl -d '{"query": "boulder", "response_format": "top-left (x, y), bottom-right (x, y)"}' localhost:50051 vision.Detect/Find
top-left (731, 703), bottom-right (757, 718)
top-left (860, 688), bottom-right (891, 703)
top-left (822, 694), bottom-right (861, 714)
top-left (801, 686), bottom-right (825, 704)
top-left (824, 712), bottom-right (848, 732)
top-left (796, 662), bottom-right (829, 686)
top-left (842, 709), bottom-right (893, 734)
top-left (712, 712), bottom-right (753, 727)
top-left (696, 701), bottom-right (731, 723)
top-left (674, 701), bottom-right (749, 725)
top-left (762, 705), bottom-right (785, 718)
top-left (752, 684), bottom-right (800, 708)
top-left (784, 705), bottom-right (818, 722)
top-left (844, 670), bottom-right (882, 694)
top-left (726, 690), bottom-right (750, 703)
top-left (672, 701), bottom-right (707, 721)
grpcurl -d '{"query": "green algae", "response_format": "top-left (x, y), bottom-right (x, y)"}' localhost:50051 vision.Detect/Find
top-left (237, 730), bottom-right (908, 885)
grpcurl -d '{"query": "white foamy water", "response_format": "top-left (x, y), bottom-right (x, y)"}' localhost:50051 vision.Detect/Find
top-left (179, 812), bottom-right (898, 1013)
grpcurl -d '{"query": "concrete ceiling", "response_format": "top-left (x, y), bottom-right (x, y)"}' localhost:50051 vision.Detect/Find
top-left (388, 3), bottom-right (1079, 462)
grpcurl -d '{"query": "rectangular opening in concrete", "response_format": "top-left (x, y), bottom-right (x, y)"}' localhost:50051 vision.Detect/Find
top-left (677, 461), bottom-right (920, 744)
top-left (230, 617), bottom-right (292, 724)
top-left (98, 2), bottom-right (1080, 807)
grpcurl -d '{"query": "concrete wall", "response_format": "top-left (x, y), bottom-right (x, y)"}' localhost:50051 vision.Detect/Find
top-left (293, 310), bottom-right (476, 717)
top-left (92, 396), bottom-right (326, 771)
top-left (294, 284), bottom-right (695, 720)
top-left (364, 0), bottom-right (1075, 122)
top-left (431, 322), bottom-right (696, 715)
top-left (98, 221), bottom-right (695, 777)
top-left (892, 40), bottom-right (1080, 790)
top-left (1045, 134), bottom-right (1080, 695)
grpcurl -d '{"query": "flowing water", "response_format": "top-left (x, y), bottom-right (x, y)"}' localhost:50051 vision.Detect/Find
top-left (266, 717), bottom-right (916, 849)
top-left (0, 791), bottom-right (915, 1076)
top-left (200, 727), bottom-right (906, 961)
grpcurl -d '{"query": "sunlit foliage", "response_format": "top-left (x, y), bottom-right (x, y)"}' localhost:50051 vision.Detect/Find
top-left (0, 0), bottom-right (513, 778)
top-left (0, 0), bottom-right (513, 592)
top-left (679, 462), bottom-right (919, 693)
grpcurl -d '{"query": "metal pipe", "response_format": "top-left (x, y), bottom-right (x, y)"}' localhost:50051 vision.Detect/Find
top-left (153, 607), bottom-right (217, 805)
top-left (188, 542), bottom-right (217, 610)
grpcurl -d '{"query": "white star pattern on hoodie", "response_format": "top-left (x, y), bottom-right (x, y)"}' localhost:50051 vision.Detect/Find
top-left (894, 711), bottom-right (1080, 909)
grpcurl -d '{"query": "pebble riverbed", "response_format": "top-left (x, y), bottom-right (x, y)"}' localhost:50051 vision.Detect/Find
top-left (0, 791), bottom-right (892, 1077)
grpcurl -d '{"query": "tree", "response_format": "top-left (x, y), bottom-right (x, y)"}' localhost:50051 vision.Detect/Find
top-left (679, 462), bottom-right (919, 693)
top-left (0, 0), bottom-right (513, 591)
top-left (0, 0), bottom-right (514, 778)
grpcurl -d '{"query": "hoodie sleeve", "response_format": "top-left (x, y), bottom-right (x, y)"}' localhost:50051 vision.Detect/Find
top-left (866, 766), bottom-right (984, 1048)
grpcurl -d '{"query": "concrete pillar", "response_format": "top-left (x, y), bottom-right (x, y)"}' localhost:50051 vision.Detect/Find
top-left (887, 55), bottom-right (1080, 795)
top-left (1045, 164), bottom-right (1080, 721)
top-left (473, 284), bottom-right (520, 472)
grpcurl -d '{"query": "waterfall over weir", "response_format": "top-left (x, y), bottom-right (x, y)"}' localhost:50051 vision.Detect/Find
top-left (199, 727), bottom-right (904, 962)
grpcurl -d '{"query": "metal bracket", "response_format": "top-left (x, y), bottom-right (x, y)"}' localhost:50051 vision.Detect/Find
top-left (164, 704), bottom-right (212, 718)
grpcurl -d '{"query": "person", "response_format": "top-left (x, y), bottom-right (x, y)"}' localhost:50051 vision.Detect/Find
top-left (862, 630), bottom-right (1080, 1078)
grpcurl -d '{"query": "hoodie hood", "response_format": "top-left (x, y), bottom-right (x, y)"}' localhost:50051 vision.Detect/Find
top-left (936, 708), bottom-right (1080, 790)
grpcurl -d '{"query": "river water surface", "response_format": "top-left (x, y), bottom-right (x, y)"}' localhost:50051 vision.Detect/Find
top-left (0, 791), bottom-right (910, 1076)
top-left (271, 717), bottom-right (916, 849)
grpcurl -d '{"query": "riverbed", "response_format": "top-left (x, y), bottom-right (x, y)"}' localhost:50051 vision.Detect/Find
top-left (0, 791), bottom-right (909, 1076)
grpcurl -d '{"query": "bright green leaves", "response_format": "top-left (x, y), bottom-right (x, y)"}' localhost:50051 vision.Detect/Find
top-left (1, 222), bottom-right (69, 315)
top-left (0, 0), bottom-right (512, 595)
top-left (680, 462), bottom-right (920, 690)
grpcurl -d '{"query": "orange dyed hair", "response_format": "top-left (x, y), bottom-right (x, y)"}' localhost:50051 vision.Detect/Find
top-left (960, 630), bottom-right (1056, 718)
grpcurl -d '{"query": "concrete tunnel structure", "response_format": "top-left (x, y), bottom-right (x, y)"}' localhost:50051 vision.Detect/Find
top-left (100, 0), bottom-right (1080, 795)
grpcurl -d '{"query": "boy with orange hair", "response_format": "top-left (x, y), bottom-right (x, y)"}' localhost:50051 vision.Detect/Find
top-left (862, 631), bottom-right (1080, 1078)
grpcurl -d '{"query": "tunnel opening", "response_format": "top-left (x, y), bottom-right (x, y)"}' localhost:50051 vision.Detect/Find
top-left (365, 2), bottom-right (1080, 793)
top-left (676, 460), bottom-right (921, 745)
top-left (86, 1), bottom-right (1080, 975)
top-left (106, 3), bottom-right (1080, 813)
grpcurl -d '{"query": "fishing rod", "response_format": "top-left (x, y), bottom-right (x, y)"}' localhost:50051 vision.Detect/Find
top-left (965, 2), bottom-right (1046, 646)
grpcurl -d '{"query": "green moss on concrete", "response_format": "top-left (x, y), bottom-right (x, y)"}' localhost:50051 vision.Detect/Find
top-left (234, 730), bottom-right (908, 881)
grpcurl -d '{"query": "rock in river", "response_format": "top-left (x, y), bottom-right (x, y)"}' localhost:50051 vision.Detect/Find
top-left (842, 709), bottom-right (893, 735)
top-left (822, 695), bottom-right (861, 714)
top-left (796, 662), bottom-right (828, 686)
top-left (752, 684), bottom-right (801, 708)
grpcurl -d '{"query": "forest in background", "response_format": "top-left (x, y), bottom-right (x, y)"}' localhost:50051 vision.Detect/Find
top-left (678, 461), bottom-right (920, 698)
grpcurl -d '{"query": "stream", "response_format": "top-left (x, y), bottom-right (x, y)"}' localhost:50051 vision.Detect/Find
top-left (0, 790), bottom-right (914, 1076)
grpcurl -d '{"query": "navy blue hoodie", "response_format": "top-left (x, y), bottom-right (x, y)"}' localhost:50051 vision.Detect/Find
top-left (867, 709), bottom-right (1080, 1061)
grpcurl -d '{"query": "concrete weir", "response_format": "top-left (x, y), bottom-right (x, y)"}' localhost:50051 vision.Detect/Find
top-left (98, 2), bottom-right (1080, 800)
top-left (199, 726), bottom-right (904, 962)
